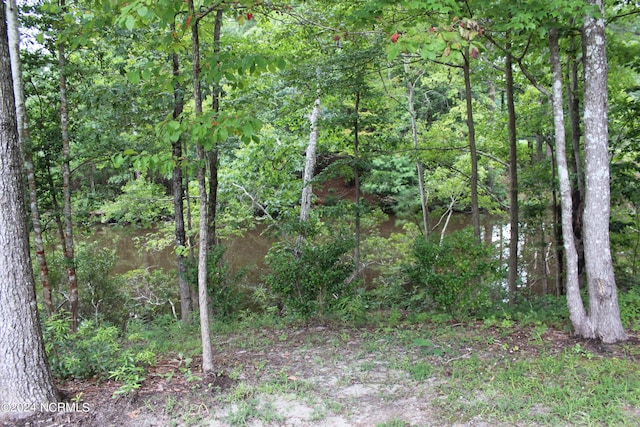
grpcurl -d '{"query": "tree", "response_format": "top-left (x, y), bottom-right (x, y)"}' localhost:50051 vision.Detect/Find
top-left (0, 0), bottom-right (58, 408)
top-left (57, 0), bottom-right (79, 330)
top-left (580, 0), bottom-right (626, 343)
top-left (6, 0), bottom-right (53, 314)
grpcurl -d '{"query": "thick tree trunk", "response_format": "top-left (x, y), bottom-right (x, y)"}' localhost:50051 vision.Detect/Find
top-left (6, 0), bottom-right (53, 314)
top-left (505, 45), bottom-right (519, 304)
top-left (463, 48), bottom-right (481, 241)
top-left (404, 59), bottom-right (429, 239)
top-left (0, 5), bottom-right (59, 407)
top-left (300, 97), bottom-right (320, 223)
top-left (582, 0), bottom-right (627, 343)
top-left (550, 28), bottom-right (592, 337)
top-left (189, 0), bottom-right (214, 372)
top-left (58, 0), bottom-right (78, 331)
top-left (171, 46), bottom-right (191, 323)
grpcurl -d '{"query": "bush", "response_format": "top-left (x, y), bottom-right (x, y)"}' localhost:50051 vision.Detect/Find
top-left (185, 246), bottom-right (249, 320)
top-left (264, 237), bottom-right (355, 318)
top-left (99, 176), bottom-right (171, 227)
top-left (619, 286), bottom-right (640, 331)
top-left (42, 312), bottom-right (156, 396)
top-left (406, 227), bottom-right (503, 317)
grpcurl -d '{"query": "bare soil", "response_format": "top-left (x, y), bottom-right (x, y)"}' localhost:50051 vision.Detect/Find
top-left (2, 322), bottom-right (638, 427)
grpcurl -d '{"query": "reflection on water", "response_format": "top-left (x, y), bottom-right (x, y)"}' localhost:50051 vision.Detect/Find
top-left (76, 213), bottom-right (554, 294)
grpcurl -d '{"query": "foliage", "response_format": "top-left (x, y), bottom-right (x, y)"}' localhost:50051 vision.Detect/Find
top-left (618, 286), bottom-right (640, 331)
top-left (42, 312), bottom-right (155, 392)
top-left (98, 176), bottom-right (172, 227)
top-left (121, 268), bottom-right (180, 323)
top-left (264, 236), bottom-right (356, 318)
top-left (185, 246), bottom-right (249, 320)
top-left (406, 227), bottom-right (503, 316)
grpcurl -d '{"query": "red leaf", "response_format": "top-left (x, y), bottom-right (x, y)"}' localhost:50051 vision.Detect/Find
top-left (390, 33), bottom-right (400, 43)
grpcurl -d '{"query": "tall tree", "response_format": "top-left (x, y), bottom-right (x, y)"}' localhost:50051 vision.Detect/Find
top-left (171, 35), bottom-right (192, 323)
top-left (580, 0), bottom-right (626, 343)
top-left (0, 0), bottom-right (59, 407)
top-left (6, 0), bottom-right (53, 314)
top-left (189, 0), bottom-right (214, 373)
top-left (505, 41), bottom-right (519, 304)
top-left (57, 0), bottom-right (79, 330)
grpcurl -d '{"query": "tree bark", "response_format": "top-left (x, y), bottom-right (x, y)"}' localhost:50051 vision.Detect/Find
top-left (403, 58), bottom-right (429, 239)
top-left (550, 27), bottom-right (591, 337)
top-left (505, 43), bottom-right (519, 304)
top-left (463, 47), bottom-right (481, 241)
top-left (189, 0), bottom-right (214, 372)
top-left (0, 4), bottom-right (59, 407)
top-left (6, 0), bottom-right (53, 314)
top-left (582, 0), bottom-right (627, 343)
top-left (58, 0), bottom-right (78, 331)
top-left (206, 8), bottom-right (223, 251)
top-left (353, 91), bottom-right (362, 282)
top-left (296, 94), bottom-right (321, 255)
top-left (171, 41), bottom-right (191, 323)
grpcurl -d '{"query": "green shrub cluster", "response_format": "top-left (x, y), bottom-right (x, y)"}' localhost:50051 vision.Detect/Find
top-left (185, 246), bottom-right (249, 320)
top-left (264, 237), bottom-right (355, 317)
top-left (42, 312), bottom-right (156, 396)
top-left (406, 227), bottom-right (503, 317)
top-left (98, 176), bottom-right (172, 227)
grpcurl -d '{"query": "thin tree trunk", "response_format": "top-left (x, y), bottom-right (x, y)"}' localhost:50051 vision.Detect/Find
top-left (0, 4), bottom-right (59, 405)
top-left (550, 27), bottom-right (591, 337)
top-left (463, 47), bottom-right (481, 241)
top-left (206, 8), bottom-right (223, 250)
top-left (403, 58), bottom-right (429, 239)
top-left (582, 0), bottom-right (627, 343)
top-left (189, 0), bottom-right (214, 372)
top-left (353, 91), bottom-right (362, 282)
top-left (6, 0), bottom-right (53, 314)
top-left (58, 0), bottom-right (78, 331)
top-left (505, 43), bottom-right (519, 305)
top-left (171, 39), bottom-right (191, 323)
top-left (566, 40), bottom-right (585, 288)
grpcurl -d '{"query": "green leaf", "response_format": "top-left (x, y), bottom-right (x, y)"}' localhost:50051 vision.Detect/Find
top-left (127, 70), bottom-right (140, 84)
top-left (125, 15), bottom-right (135, 31)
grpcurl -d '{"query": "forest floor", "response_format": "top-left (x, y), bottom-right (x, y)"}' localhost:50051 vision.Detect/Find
top-left (3, 318), bottom-right (639, 427)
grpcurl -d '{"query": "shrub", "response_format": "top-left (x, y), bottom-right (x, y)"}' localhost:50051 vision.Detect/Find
top-left (185, 246), bottom-right (249, 320)
top-left (406, 227), bottom-right (502, 317)
top-left (99, 176), bottom-right (171, 227)
top-left (264, 237), bottom-right (355, 318)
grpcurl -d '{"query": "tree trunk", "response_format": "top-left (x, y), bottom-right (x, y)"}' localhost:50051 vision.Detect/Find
top-left (505, 44), bottom-right (519, 304)
top-left (581, 0), bottom-right (627, 343)
top-left (189, 0), bottom-right (214, 372)
top-left (403, 58), bottom-right (429, 239)
top-left (58, 0), bottom-right (78, 331)
top-left (206, 8), bottom-right (223, 251)
top-left (566, 41), bottom-right (585, 288)
top-left (463, 47), bottom-right (481, 241)
top-left (0, 5), bottom-right (59, 407)
top-left (296, 94), bottom-right (321, 255)
top-left (353, 91), bottom-right (362, 282)
top-left (550, 27), bottom-right (591, 337)
top-left (171, 43), bottom-right (191, 323)
top-left (6, 0), bottom-right (53, 314)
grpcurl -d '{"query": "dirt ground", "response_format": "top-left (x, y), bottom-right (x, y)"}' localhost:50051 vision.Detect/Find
top-left (2, 322), bottom-right (638, 427)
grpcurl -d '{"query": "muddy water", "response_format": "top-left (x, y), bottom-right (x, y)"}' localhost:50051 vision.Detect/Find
top-left (84, 213), bottom-right (503, 280)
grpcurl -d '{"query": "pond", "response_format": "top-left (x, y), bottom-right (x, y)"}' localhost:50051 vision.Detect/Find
top-left (77, 213), bottom-right (546, 290)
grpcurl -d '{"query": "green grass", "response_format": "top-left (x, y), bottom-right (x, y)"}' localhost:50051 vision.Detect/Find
top-left (435, 348), bottom-right (640, 426)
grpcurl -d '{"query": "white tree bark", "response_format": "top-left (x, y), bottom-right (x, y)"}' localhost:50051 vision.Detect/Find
top-left (582, 0), bottom-right (627, 343)
top-left (0, 4), bottom-right (58, 408)
top-left (549, 27), bottom-right (592, 337)
top-left (299, 95), bottom-right (320, 225)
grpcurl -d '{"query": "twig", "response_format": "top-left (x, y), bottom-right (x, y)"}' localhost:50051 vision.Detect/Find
top-left (444, 351), bottom-right (473, 365)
